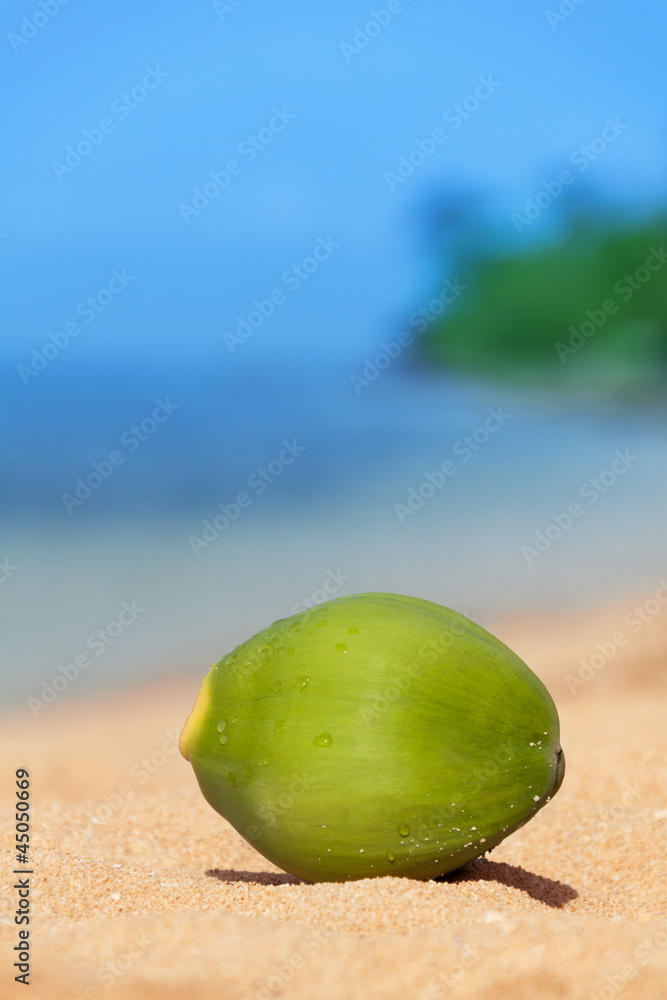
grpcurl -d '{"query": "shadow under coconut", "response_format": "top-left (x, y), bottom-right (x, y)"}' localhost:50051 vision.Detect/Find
top-left (206, 868), bottom-right (303, 886)
top-left (438, 858), bottom-right (578, 909)
top-left (205, 861), bottom-right (577, 906)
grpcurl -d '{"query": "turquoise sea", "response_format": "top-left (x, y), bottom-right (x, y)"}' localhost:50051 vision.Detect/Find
top-left (2, 360), bottom-right (665, 706)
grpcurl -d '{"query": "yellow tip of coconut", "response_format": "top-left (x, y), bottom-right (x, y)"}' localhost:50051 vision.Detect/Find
top-left (179, 669), bottom-right (214, 761)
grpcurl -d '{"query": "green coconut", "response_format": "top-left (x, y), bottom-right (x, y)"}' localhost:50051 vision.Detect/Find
top-left (180, 592), bottom-right (564, 882)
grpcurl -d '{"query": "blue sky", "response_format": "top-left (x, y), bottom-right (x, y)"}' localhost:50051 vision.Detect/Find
top-left (2, 0), bottom-right (666, 371)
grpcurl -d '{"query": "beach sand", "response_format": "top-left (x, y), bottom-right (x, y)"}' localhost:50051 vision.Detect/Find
top-left (2, 594), bottom-right (666, 1000)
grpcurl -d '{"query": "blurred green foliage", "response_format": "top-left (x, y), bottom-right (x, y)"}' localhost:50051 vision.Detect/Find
top-left (419, 215), bottom-right (667, 392)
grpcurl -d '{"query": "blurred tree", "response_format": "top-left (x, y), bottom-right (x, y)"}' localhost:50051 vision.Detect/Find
top-left (417, 210), bottom-right (667, 393)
